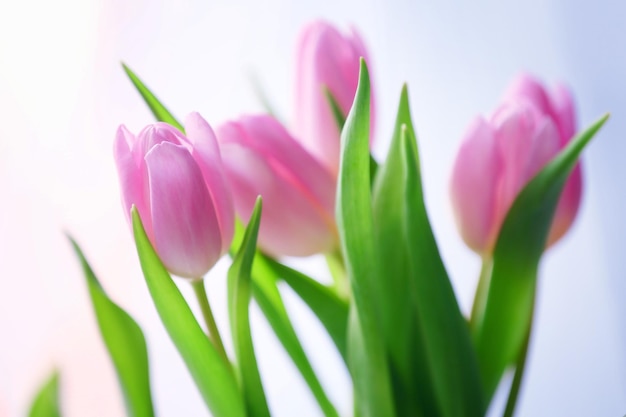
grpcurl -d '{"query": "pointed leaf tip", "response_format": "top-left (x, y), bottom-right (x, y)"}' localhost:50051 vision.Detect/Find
top-left (475, 113), bottom-right (609, 402)
top-left (131, 206), bottom-right (246, 417)
top-left (228, 197), bottom-right (270, 417)
top-left (28, 371), bottom-right (61, 417)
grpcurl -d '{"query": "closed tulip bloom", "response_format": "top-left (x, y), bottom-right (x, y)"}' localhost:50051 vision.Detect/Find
top-left (503, 74), bottom-right (581, 244)
top-left (294, 20), bottom-right (375, 176)
top-left (450, 100), bottom-right (576, 255)
top-left (216, 115), bottom-right (336, 257)
top-left (114, 112), bottom-right (234, 279)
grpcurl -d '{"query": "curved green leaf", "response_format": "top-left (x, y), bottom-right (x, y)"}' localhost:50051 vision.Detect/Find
top-left (69, 237), bottom-right (154, 417)
top-left (400, 123), bottom-right (485, 417)
top-left (325, 87), bottom-right (378, 183)
top-left (228, 198), bottom-right (270, 417)
top-left (250, 259), bottom-right (339, 417)
top-left (28, 371), bottom-right (61, 417)
top-left (230, 221), bottom-right (340, 417)
top-left (336, 58), bottom-right (395, 417)
top-left (263, 257), bottom-right (349, 363)
top-left (473, 114), bottom-right (609, 402)
top-left (131, 207), bottom-right (246, 417)
top-left (121, 63), bottom-right (183, 131)
top-left (371, 85), bottom-right (424, 416)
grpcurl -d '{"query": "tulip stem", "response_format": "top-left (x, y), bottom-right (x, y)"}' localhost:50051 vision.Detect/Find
top-left (192, 280), bottom-right (229, 364)
top-left (325, 249), bottom-right (349, 300)
top-left (503, 302), bottom-right (535, 417)
top-left (503, 334), bottom-right (529, 417)
top-left (470, 257), bottom-right (493, 337)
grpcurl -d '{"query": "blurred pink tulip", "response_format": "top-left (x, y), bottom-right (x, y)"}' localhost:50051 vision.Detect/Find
top-left (503, 74), bottom-right (582, 244)
top-left (450, 94), bottom-right (581, 256)
top-left (294, 20), bottom-right (375, 176)
top-left (216, 115), bottom-right (337, 257)
top-left (114, 112), bottom-right (234, 279)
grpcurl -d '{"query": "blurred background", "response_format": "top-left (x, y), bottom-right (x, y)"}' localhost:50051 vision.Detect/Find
top-left (0, 0), bottom-right (624, 415)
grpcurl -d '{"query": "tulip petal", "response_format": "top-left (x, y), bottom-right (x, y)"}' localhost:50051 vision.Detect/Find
top-left (294, 21), bottom-right (370, 175)
top-left (114, 125), bottom-right (153, 240)
top-left (450, 117), bottom-right (501, 253)
top-left (231, 115), bottom-right (336, 225)
top-left (185, 112), bottom-right (235, 253)
top-left (548, 163), bottom-right (582, 245)
top-left (525, 117), bottom-right (561, 180)
top-left (503, 73), bottom-right (552, 116)
top-left (491, 103), bottom-right (555, 237)
top-left (145, 142), bottom-right (222, 278)
top-left (217, 123), bottom-right (336, 256)
top-left (136, 123), bottom-right (185, 156)
top-left (549, 83), bottom-right (577, 143)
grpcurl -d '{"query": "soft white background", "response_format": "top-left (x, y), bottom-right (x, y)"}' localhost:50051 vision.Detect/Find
top-left (0, 0), bottom-right (624, 416)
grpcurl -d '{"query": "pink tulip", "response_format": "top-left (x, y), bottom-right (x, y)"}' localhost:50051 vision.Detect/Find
top-left (114, 112), bottom-right (234, 279)
top-left (216, 115), bottom-right (337, 257)
top-left (450, 96), bottom-right (580, 256)
top-left (294, 20), bottom-right (375, 176)
top-left (503, 74), bottom-right (582, 244)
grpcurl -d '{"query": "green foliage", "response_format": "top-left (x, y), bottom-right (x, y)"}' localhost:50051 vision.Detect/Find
top-left (28, 372), bottom-right (61, 417)
top-left (473, 114), bottom-right (609, 402)
top-left (122, 63), bottom-right (183, 131)
top-left (131, 208), bottom-right (246, 417)
top-left (228, 198), bottom-right (271, 417)
top-left (373, 86), bottom-right (485, 417)
top-left (69, 237), bottom-right (154, 417)
top-left (336, 58), bottom-right (396, 417)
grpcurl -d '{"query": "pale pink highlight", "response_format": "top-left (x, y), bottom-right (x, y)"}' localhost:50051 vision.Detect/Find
top-left (294, 20), bottom-right (375, 176)
top-left (216, 115), bottom-right (337, 257)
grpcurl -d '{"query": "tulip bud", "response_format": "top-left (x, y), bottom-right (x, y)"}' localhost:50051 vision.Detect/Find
top-left (294, 20), bottom-right (375, 176)
top-left (503, 74), bottom-right (581, 244)
top-left (216, 115), bottom-right (336, 257)
top-left (114, 112), bottom-right (234, 279)
top-left (450, 97), bottom-right (580, 256)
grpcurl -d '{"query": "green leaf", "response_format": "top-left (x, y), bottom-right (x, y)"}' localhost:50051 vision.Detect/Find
top-left (336, 58), bottom-right (395, 417)
top-left (473, 114), bottom-right (609, 402)
top-left (28, 371), bottom-right (61, 417)
top-left (250, 258), bottom-right (340, 417)
top-left (400, 122), bottom-right (485, 417)
top-left (263, 257), bottom-right (349, 363)
top-left (69, 237), bottom-right (154, 417)
top-left (230, 220), bottom-right (340, 417)
top-left (228, 198), bottom-right (270, 417)
top-left (131, 207), bottom-right (246, 417)
top-left (325, 87), bottom-right (378, 183)
top-left (122, 63), bottom-right (184, 131)
top-left (324, 86), bottom-right (347, 131)
top-left (371, 85), bottom-right (420, 415)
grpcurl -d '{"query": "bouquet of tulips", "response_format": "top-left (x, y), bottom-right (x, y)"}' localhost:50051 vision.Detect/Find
top-left (27, 21), bottom-right (608, 417)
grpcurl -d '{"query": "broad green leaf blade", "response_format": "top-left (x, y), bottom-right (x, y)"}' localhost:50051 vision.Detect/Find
top-left (263, 257), bottom-right (349, 363)
top-left (228, 198), bottom-right (270, 417)
top-left (336, 58), bottom-right (395, 417)
top-left (131, 207), bottom-right (246, 417)
top-left (325, 87), bottom-right (378, 182)
top-left (474, 114), bottom-right (609, 402)
top-left (69, 237), bottom-right (154, 417)
top-left (401, 124), bottom-right (485, 417)
top-left (28, 372), bottom-right (61, 417)
top-left (371, 85), bottom-right (424, 416)
top-left (122, 63), bottom-right (184, 131)
top-left (231, 222), bottom-right (339, 417)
